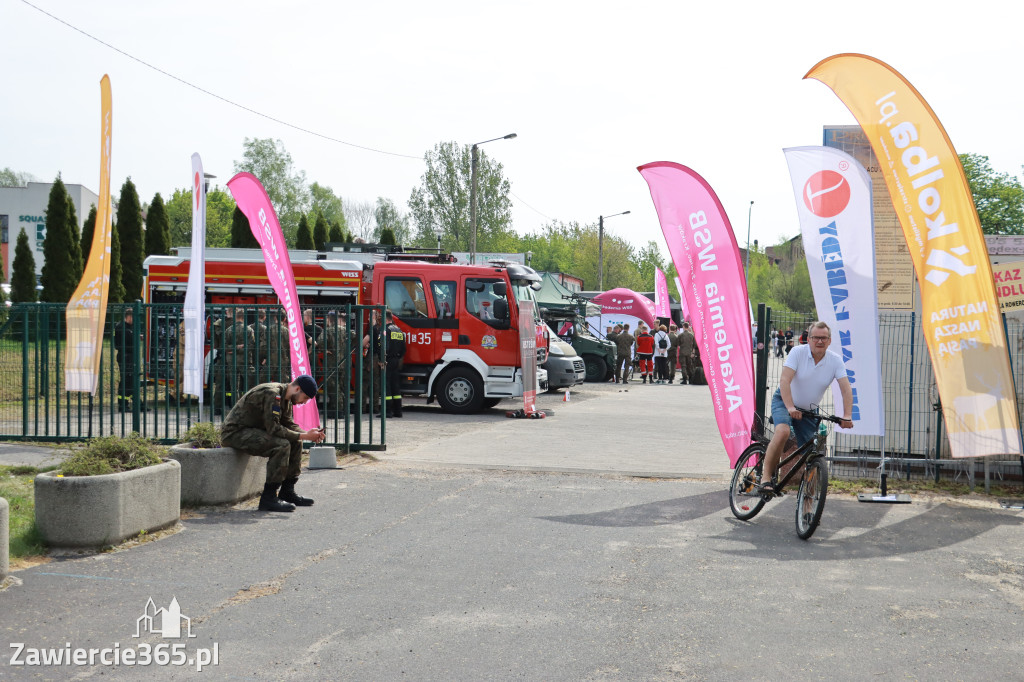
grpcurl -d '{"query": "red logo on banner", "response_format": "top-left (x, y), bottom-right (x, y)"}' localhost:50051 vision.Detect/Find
top-left (803, 171), bottom-right (850, 218)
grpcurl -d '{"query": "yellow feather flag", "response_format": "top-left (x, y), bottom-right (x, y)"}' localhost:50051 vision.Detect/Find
top-left (65, 75), bottom-right (113, 394)
top-left (806, 54), bottom-right (1021, 458)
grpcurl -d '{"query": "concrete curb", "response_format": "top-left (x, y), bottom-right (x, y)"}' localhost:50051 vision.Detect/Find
top-left (166, 445), bottom-right (265, 506)
top-left (34, 459), bottom-right (181, 548)
top-left (1, 497), bottom-right (8, 581)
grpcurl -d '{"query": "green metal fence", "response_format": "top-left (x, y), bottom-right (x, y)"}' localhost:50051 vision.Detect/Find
top-left (756, 306), bottom-right (1024, 487)
top-left (0, 302), bottom-right (386, 450)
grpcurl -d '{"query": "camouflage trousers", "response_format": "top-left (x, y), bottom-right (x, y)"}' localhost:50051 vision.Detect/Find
top-left (220, 427), bottom-right (302, 484)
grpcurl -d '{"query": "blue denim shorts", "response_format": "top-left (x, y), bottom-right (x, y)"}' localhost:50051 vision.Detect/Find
top-left (770, 388), bottom-right (817, 447)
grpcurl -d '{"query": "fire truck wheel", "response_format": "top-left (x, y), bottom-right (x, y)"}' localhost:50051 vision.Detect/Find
top-left (436, 368), bottom-right (485, 414)
top-left (583, 355), bottom-right (607, 383)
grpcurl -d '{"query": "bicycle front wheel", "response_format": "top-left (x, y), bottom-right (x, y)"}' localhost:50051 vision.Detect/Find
top-left (795, 456), bottom-right (828, 539)
top-left (729, 442), bottom-right (767, 521)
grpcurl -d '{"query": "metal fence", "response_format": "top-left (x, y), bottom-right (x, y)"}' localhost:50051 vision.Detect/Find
top-left (757, 306), bottom-right (1024, 488)
top-left (0, 302), bottom-right (386, 450)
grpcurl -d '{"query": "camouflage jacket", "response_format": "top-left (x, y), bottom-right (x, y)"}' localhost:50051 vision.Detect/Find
top-left (220, 382), bottom-right (300, 442)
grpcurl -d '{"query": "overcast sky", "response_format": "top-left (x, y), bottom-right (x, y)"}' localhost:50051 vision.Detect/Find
top-left (3, 0), bottom-right (1021, 258)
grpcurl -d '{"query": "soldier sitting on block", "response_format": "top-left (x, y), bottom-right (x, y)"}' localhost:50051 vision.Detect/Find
top-left (220, 374), bottom-right (326, 512)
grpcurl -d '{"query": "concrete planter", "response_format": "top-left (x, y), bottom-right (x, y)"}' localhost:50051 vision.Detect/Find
top-left (166, 445), bottom-right (265, 506)
top-left (35, 459), bottom-right (181, 549)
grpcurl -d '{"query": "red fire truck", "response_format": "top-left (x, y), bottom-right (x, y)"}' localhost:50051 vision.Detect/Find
top-left (142, 248), bottom-right (549, 413)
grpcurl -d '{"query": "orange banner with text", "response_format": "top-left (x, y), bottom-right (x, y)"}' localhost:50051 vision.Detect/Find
top-left (806, 54), bottom-right (1021, 458)
top-left (65, 75), bottom-right (113, 394)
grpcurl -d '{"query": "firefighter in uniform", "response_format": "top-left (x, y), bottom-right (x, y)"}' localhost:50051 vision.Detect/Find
top-left (114, 308), bottom-right (141, 411)
top-left (220, 375), bottom-right (325, 512)
top-left (383, 310), bottom-right (406, 418)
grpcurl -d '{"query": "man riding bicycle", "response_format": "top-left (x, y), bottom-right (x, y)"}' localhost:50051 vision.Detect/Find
top-left (760, 321), bottom-right (854, 495)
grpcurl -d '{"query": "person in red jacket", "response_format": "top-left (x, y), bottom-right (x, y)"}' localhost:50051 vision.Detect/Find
top-left (635, 324), bottom-right (655, 384)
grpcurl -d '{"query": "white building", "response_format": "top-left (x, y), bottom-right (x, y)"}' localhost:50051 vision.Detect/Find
top-left (0, 181), bottom-right (100, 282)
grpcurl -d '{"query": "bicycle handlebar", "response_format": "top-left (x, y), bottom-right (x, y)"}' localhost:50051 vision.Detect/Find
top-left (795, 407), bottom-right (845, 425)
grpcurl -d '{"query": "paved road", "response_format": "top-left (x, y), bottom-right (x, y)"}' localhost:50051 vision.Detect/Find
top-left (3, 380), bottom-right (1024, 680)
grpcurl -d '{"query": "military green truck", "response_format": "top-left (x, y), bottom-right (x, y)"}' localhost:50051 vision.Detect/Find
top-left (535, 273), bottom-right (617, 382)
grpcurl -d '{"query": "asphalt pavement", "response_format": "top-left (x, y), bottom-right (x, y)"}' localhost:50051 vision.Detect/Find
top-left (3, 378), bottom-right (1024, 680)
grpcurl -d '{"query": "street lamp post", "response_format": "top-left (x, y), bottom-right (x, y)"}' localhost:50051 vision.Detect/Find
top-left (470, 133), bottom-right (517, 265)
top-left (598, 210), bottom-right (630, 291)
top-left (744, 201), bottom-right (754, 279)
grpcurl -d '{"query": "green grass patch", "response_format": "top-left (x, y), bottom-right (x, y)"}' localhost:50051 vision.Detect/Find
top-left (0, 465), bottom-right (51, 558)
top-left (60, 433), bottom-right (163, 477)
top-left (178, 422), bottom-right (221, 449)
top-left (829, 476), bottom-right (1024, 499)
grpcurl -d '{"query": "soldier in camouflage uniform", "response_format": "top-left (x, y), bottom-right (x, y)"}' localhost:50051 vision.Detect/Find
top-left (322, 311), bottom-right (356, 416)
top-left (667, 323), bottom-right (680, 384)
top-left (248, 310), bottom-right (268, 385)
top-left (612, 323), bottom-right (635, 383)
top-left (222, 308), bottom-right (255, 406)
top-left (362, 309), bottom-right (384, 414)
top-left (220, 375), bottom-right (326, 512)
top-left (677, 321), bottom-right (696, 385)
top-left (264, 311), bottom-right (292, 384)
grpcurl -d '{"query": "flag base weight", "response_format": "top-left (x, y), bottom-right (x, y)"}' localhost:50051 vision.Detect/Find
top-left (857, 473), bottom-right (912, 504)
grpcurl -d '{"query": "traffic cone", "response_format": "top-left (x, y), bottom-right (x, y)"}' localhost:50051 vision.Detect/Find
top-left (563, 390), bottom-right (570, 402)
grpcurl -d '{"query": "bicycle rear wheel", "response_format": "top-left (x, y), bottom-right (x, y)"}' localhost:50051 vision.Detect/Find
top-left (729, 443), bottom-right (767, 521)
top-left (795, 456), bottom-right (828, 539)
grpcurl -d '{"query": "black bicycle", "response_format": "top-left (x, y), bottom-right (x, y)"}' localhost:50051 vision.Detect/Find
top-left (729, 408), bottom-right (844, 539)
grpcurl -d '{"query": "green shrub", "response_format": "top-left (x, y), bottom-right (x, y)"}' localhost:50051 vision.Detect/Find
top-left (60, 433), bottom-right (162, 476)
top-left (178, 422), bottom-right (222, 449)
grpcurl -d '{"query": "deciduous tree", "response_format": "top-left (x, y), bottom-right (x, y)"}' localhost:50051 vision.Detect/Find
top-left (233, 138), bottom-right (309, 245)
top-left (960, 153), bottom-right (1024, 235)
top-left (375, 197), bottom-right (411, 245)
top-left (408, 141), bottom-right (514, 252)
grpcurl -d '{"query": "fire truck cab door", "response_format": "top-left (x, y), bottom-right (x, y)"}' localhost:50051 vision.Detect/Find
top-left (460, 277), bottom-right (518, 366)
top-left (383, 277), bottom-right (439, 364)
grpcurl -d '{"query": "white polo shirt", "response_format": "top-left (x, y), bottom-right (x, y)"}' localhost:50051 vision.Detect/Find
top-left (783, 343), bottom-right (847, 410)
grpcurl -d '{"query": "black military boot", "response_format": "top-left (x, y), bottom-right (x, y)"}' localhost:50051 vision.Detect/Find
top-left (258, 482), bottom-right (296, 512)
top-left (278, 477), bottom-right (314, 506)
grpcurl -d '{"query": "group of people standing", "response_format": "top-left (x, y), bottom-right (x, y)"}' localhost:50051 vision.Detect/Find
top-left (607, 321), bottom-right (698, 385)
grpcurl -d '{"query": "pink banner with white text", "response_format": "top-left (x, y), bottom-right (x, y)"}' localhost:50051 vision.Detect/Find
top-left (654, 268), bottom-right (670, 318)
top-left (639, 162), bottom-right (754, 467)
top-left (227, 172), bottom-right (320, 430)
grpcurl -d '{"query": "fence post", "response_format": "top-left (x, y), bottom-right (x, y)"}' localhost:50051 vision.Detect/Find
top-left (132, 300), bottom-right (143, 433)
top-left (906, 311), bottom-right (915, 466)
top-left (754, 303), bottom-right (770, 435)
top-left (21, 305), bottom-right (29, 436)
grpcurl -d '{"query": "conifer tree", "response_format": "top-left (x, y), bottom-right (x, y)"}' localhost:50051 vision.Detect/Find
top-left (295, 213), bottom-right (314, 250)
top-left (108, 221), bottom-right (126, 304)
top-left (11, 228), bottom-right (38, 303)
top-left (329, 221), bottom-right (344, 244)
top-left (230, 207), bottom-right (259, 248)
top-left (379, 227), bottom-right (396, 245)
top-left (116, 178), bottom-right (145, 301)
top-left (40, 176), bottom-right (79, 302)
top-left (145, 192), bottom-right (171, 255)
top-left (313, 212), bottom-right (329, 251)
top-left (65, 195), bottom-right (84, 281)
top-left (81, 205), bottom-right (97, 256)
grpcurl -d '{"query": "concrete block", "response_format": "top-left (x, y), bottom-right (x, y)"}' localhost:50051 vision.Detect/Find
top-left (35, 459), bottom-right (181, 549)
top-left (166, 446), bottom-right (265, 506)
top-left (1, 496), bottom-right (8, 581)
top-left (308, 446), bottom-right (338, 469)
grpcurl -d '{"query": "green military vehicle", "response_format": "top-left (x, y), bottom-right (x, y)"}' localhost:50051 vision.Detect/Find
top-left (535, 273), bottom-right (617, 382)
